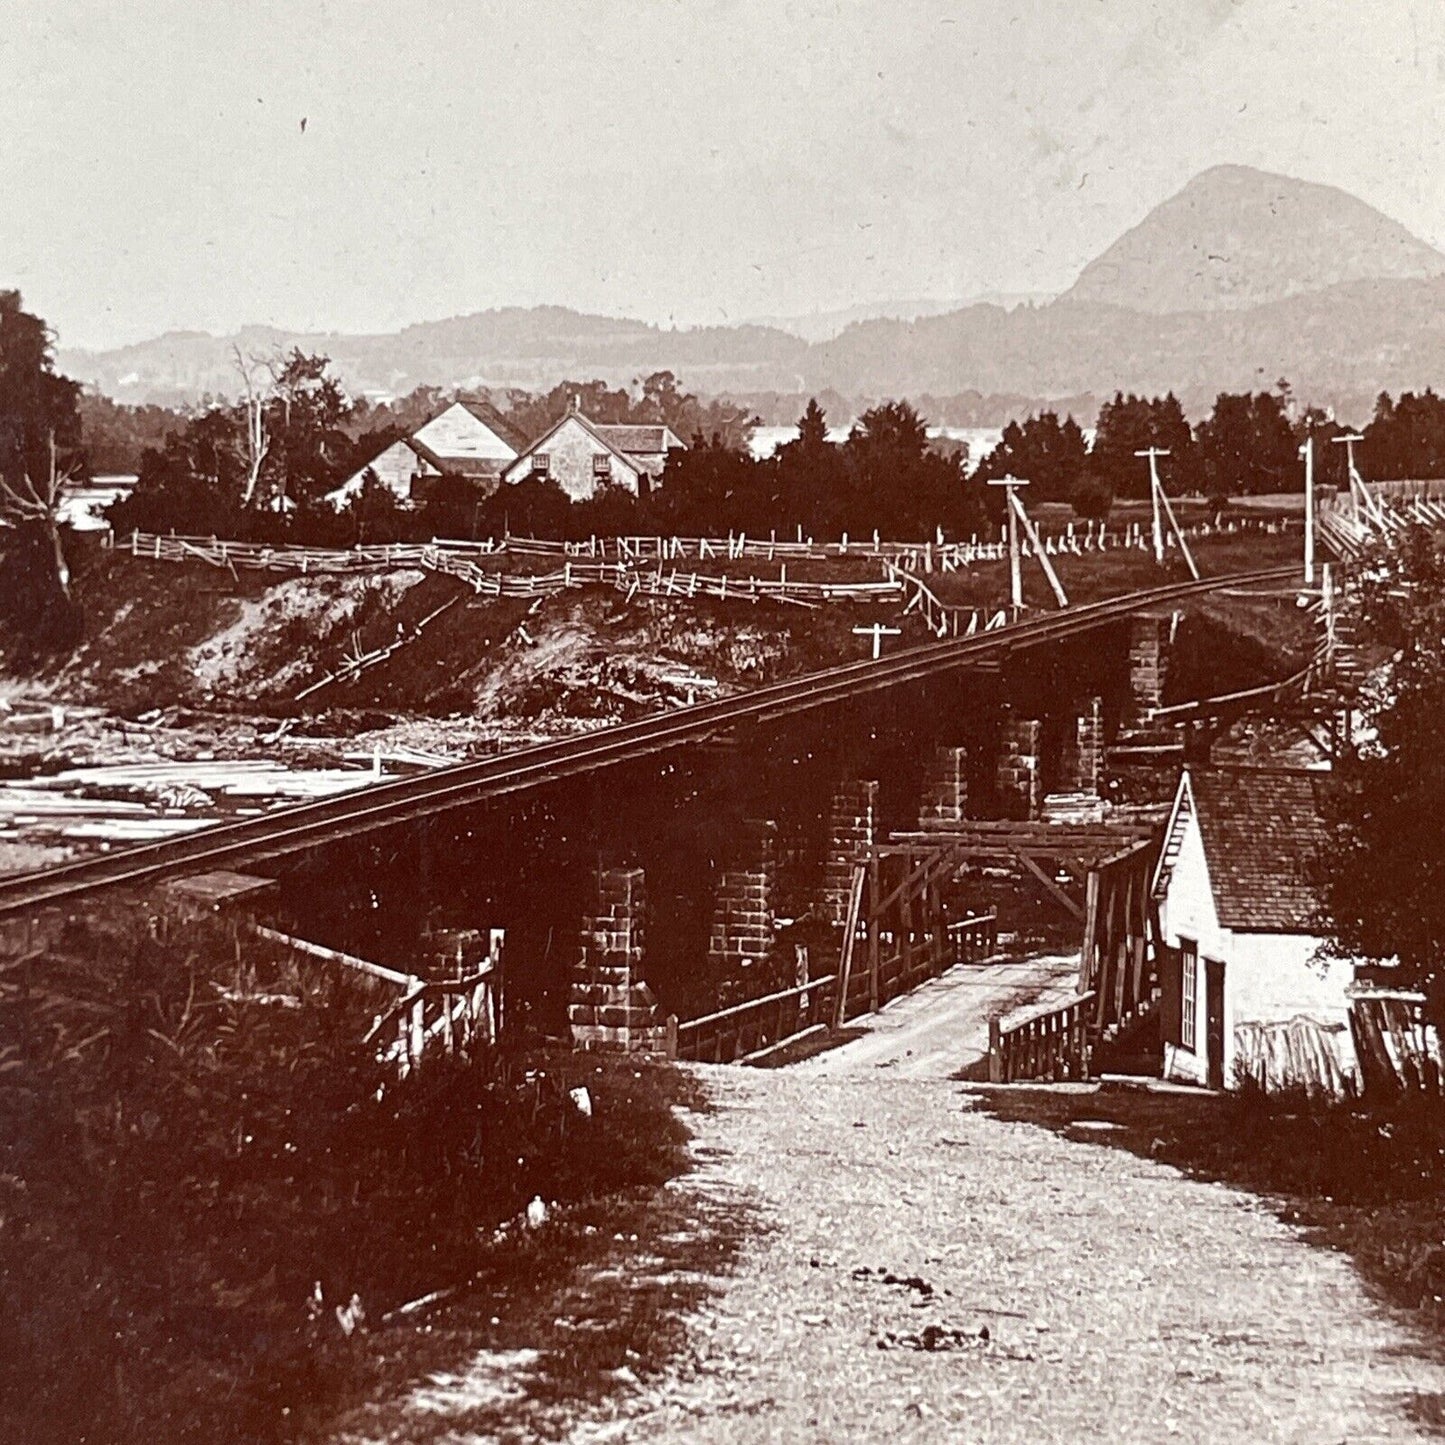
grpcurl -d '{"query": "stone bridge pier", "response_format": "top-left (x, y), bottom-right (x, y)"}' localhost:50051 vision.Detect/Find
top-left (569, 866), bottom-right (665, 1052)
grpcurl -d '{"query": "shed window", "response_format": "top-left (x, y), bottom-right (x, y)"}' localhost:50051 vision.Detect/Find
top-left (592, 453), bottom-right (611, 476)
top-left (534, 453), bottom-right (551, 475)
top-left (1180, 938), bottom-right (1198, 1052)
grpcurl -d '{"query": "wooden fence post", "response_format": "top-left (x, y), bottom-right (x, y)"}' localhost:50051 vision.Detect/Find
top-left (867, 853), bottom-right (882, 1015)
top-left (988, 1016), bottom-right (1003, 1083)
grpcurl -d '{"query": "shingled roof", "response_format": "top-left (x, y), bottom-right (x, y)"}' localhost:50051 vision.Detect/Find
top-left (595, 424), bottom-right (682, 454)
top-left (1188, 768), bottom-right (1330, 933)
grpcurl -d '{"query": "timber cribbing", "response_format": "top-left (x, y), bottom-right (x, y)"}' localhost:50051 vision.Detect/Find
top-left (0, 565), bottom-right (1298, 919)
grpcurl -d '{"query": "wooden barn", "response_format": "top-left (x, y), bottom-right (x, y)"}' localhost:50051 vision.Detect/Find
top-left (1151, 766), bottom-right (1358, 1093)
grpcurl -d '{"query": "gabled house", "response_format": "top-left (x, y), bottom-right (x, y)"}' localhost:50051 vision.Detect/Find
top-left (502, 402), bottom-right (685, 501)
top-left (1152, 766), bottom-right (1358, 1092)
top-left (328, 399), bottom-right (524, 509)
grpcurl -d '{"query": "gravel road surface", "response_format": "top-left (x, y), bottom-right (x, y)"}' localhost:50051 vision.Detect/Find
top-left (365, 959), bottom-right (1445, 1443)
top-left (593, 961), bottom-right (1445, 1442)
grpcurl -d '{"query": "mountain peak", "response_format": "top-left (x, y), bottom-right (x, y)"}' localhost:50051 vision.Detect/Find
top-left (1062, 165), bottom-right (1445, 314)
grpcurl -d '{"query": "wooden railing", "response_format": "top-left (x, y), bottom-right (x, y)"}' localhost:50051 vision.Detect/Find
top-left (988, 990), bottom-right (1095, 1083)
top-left (254, 923), bottom-right (505, 1077)
top-left (364, 967), bottom-right (502, 1077)
top-left (667, 973), bottom-right (838, 1064)
top-left (837, 908), bottom-right (999, 1024)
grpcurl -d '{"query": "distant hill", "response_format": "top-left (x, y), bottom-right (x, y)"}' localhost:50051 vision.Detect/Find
top-left (811, 276), bottom-right (1445, 416)
top-left (1063, 164), bottom-right (1445, 314)
top-left (59, 309), bottom-right (810, 407)
top-left (56, 165), bottom-right (1445, 423)
top-left (748, 294), bottom-right (1051, 343)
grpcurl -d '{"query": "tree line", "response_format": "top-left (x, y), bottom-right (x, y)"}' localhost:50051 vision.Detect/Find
top-left (14, 287), bottom-right (1445, 612)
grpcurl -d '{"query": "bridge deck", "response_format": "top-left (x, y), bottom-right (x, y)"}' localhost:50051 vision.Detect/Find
top-left (793, 953), bottom-right (1081, 1080)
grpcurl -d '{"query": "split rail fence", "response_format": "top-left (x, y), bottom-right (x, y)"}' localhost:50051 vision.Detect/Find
top-left (113, 512), bottom-right (1301, 587)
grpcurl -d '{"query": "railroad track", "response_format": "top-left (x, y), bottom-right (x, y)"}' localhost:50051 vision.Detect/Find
top-left (0, 566), bottom-right (1299, 919)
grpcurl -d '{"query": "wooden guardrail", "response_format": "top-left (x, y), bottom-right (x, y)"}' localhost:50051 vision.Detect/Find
top-left (988, 990), bottom-right (1095, 1083)
top-left (255, 923), bottom-right (505, 1077)
top-left (667, 973), bottom-right (838, 1064)
top-left (668, 908), bottom-right (999, 1066)
top-left (947, 911), bottom-right (1000, 964)
top-left (838, 908), bottom-right (999, 1023)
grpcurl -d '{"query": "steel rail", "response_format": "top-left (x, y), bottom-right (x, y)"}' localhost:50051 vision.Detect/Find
top-left (0, 565), bottom-right (1297, 918)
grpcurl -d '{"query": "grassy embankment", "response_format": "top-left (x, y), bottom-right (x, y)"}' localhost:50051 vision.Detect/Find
top-left (0, 903), bottom-right (732, 1444)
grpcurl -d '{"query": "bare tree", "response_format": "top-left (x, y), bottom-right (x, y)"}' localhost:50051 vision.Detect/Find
top-left (233, 345), bottom-right (272, 506)
top-left (0, 430), bottom-right (76, 599)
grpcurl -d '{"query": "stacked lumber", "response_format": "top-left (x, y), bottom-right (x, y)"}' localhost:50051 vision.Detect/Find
top-left (0, 759), bottom-right (386, 847)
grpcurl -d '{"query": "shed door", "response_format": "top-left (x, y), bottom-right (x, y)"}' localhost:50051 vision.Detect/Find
top-left (1205, 958), bottom-right (1226, 1090)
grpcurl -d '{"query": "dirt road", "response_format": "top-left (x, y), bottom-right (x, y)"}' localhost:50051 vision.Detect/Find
top-left (586, 965), bottom-right (1444, 1442)
top-left (361, 961), bottom-right (1445, 1442)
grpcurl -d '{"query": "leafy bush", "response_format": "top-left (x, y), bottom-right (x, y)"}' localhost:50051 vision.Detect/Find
top-left (0, 904), bottom-right (696, 1443)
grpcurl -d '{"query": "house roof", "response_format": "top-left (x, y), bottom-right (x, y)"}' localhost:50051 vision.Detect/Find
top-left (595, 424), bottom-right (684, 454)
top-left (456, 398), bottom-right (528, 454)
top-left (503, 409), bottom-right (644, 483)
top-left (1182, 767), bottom-right (1331, 933)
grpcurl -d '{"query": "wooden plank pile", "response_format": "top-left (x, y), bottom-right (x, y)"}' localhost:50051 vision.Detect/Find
top-left (0, 759), bottom-right (386, 846)
top-left (1234, 1016), bottom-right (1355, 1095)
top-left (1349, 989), bottom-right (1444, 1097)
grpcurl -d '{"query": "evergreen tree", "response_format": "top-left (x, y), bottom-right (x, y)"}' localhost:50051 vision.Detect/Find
top-left (1091, 391), bottom-right (1198, 499)
top-left (1194, 390), bottom-right (1298, 499)
top-left (974, 410), bottom-right (1088, 503)
top-left (1316, 528), bottom-right (1445, 1021)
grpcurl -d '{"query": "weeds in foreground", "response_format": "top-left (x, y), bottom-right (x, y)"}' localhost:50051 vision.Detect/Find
top-left (0, 903), bottom-right (707, 1443)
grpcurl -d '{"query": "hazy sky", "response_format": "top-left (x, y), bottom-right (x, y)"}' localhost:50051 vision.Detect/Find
top-left (4, 0), bottom-right (1443, 350)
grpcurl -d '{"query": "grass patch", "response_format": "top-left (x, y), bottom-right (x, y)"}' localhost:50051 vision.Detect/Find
top-left (973, 1084), bottom-right (1445, 1348)
top-left (0, 903), bottom-right (720, 1443)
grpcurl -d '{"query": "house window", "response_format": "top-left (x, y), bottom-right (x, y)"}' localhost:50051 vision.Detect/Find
top-left (592, 453), bottom-right (611, 477)
top-left (533, 453), bottom-right (550, 476)
top-left (1180, 938), bottom-right (1198, 1052)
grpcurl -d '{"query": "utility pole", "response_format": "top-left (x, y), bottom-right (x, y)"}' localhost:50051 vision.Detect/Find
top-left (1135, 448), bottom-right (1171, 563)
top-left (852, 621), bottom-right (901, 660)
top-left (988, 475), bottom-right (1028, 615)
top-left (1299, 434), bottom-right (1315, 586)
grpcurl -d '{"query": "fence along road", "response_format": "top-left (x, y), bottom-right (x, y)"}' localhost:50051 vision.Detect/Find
top-left (0, 566), bottom-right (1297, 919)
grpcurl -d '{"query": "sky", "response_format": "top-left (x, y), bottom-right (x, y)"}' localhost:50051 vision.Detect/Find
top-left (4, 0), bottom-right (1444, 351)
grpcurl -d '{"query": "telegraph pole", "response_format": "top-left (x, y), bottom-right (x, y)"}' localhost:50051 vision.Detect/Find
top-left (1332, 433), bottom-right (1366, 519)
top-left (1135, 447), bottom-right (1171, 563)
top-left (988, 474), bottom-right (1028, 615)
top-left (1299, 434), bottom-right (1315, 586)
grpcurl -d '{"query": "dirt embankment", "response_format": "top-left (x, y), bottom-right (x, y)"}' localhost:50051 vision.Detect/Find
top-left (0, 532), bottom-right (1316, 778)
top-left (0, 552), bottom-right (906, 767)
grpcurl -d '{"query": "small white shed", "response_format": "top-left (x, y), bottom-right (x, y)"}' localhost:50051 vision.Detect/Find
top-left (1152, 767), bottom-right (1357, 1092)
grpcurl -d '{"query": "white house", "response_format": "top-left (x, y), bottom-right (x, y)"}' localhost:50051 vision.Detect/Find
top-left (328, 400), bottom-right (523, 508)
top-left (502, 402), bottom-right (685, 501)
top-left (1152, 766), bottom-right (1358, 1093)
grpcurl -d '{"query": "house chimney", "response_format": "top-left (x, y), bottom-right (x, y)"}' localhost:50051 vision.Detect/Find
top-left (571, 393), bottom-right (581, 414)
